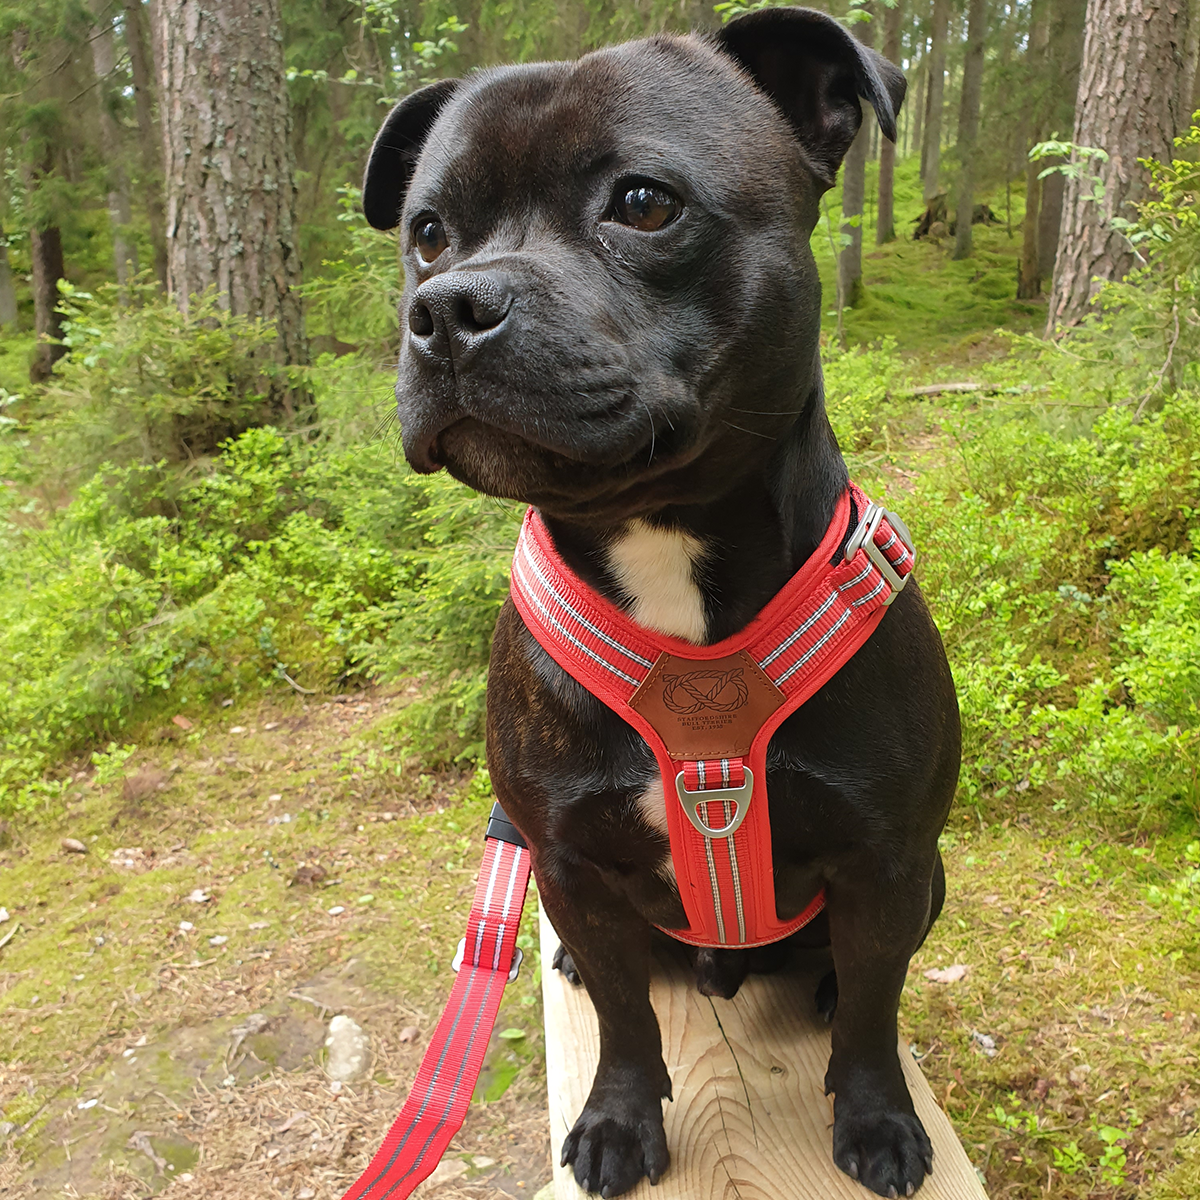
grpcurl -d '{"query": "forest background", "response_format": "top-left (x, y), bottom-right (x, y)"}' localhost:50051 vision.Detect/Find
top-left (1, 1), bottom-right (1199, 1199)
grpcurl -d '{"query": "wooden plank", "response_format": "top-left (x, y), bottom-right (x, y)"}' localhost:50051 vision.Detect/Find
top-left (540, 905), bottom-right (988, 1200)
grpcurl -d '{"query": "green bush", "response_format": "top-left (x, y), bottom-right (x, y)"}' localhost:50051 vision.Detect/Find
top-left (30, 281), bottom-right (298, 477)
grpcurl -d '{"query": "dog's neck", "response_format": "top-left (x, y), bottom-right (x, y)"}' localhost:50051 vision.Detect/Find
top-left (540, 382), bottom-right (848, 645)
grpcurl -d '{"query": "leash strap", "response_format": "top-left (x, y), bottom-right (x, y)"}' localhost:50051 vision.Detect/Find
top-left (510, 485), bottom-right (915, 949)
top-left (340, 806), bottom-right (531, 1200)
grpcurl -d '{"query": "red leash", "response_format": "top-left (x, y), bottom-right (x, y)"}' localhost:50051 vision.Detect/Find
top-left (341, 807), bottom-right (531, 1200)
top-left (341, 485), bottom-right (915, 1199)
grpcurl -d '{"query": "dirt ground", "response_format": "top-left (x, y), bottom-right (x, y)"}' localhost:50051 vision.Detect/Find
top-left (0, 691), bottom-right (552, 1200)
top-left (2, 686), bottom-right (1199, 1199)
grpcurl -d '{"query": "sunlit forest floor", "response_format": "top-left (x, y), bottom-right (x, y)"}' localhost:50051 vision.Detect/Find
top-left (3, 158), bottom-right (1199, 1200)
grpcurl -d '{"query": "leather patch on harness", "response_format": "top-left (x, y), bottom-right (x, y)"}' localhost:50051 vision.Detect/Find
top-left (629, 650), bottom-right (785, 759)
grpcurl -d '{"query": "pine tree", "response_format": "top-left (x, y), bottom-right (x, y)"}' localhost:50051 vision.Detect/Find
top-left (877, 0), bottom-right (903, 245)
top-left (159, 0), bottom-right (310, 441)
top-left (951, 0), bottom-right (987, 259)
top-left (1048, 0), bottom-right (1192, 330)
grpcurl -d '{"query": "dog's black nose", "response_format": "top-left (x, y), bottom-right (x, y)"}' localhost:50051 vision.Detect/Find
top-left (408, 272), bottom-right (513, 365)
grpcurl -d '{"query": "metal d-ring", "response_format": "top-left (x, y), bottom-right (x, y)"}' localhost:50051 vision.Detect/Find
top-left (675, 768), bottom-right (754, 839)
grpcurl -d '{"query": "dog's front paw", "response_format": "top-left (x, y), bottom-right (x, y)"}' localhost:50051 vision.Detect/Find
top-left (561, 1070), bottom-right (670, 1196)
top-left (832, 1103), bottom-right (933, 1198)
top-left (553, 942), bottom-right (582, 986)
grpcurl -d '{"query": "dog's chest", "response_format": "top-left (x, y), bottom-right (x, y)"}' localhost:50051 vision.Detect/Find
top-left (605, 521), bottom-right (708, 643)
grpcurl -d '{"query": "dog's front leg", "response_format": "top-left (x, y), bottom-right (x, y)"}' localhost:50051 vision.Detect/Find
top-left (540, 868), bottom-right (671, 1197)
top-left (824, 856), bottom-right (938, 1198)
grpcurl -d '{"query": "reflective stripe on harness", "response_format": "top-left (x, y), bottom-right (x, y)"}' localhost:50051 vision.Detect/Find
top-left (510, 484), bottom-right (915, 949)
top-left (339, 484), bottom-right (915, 1200)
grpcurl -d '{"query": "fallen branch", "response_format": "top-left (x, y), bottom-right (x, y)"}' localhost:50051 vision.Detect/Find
top-left (899, 382), bottom-right (1037, 398)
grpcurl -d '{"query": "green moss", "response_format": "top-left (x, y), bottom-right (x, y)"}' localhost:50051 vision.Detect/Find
top-left (1145, 1131), bottom-right (1200, 1199)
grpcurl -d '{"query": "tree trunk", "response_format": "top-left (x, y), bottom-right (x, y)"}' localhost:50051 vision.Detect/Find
top-left (877, 0), bottom-right (903, 245)
top-left (952, 0), bottom-right (986, 260)
top-left (1048, 0), bottom-right (1191, 331)
top-left (1180, 0), bottom-right (1200, 136)
top-left (0, 229), bottom-right (17, 328)
top-left (923, 0), bottom-right (950, 201)
top-left (29, 222), bottom-right (66, 381)
top-left (159, 0), bottom-right (309, 436)
top-left (1038, 165), bottom-right (1066, 277)
top-left (909, 52), bottom-right (925, 162)
top-left (1017, 0), bottom-right (1051, 297)
top-left (840, 9), bottom-right (874, 308)
top-left (123, 0), bottom-right (168, 288)
top-left (91, 1), bottom-right (139, 292)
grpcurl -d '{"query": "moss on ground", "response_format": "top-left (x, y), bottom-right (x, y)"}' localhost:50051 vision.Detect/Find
top-left (813, 156), bottom-right (1045, 364)
top-left (4, 683), bottom-right (1197, 1198)
top-left (0, 692), bottom-right (547, 1197)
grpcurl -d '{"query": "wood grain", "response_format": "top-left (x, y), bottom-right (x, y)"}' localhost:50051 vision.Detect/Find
top-left (540, 906), bottom-right (988, 1200)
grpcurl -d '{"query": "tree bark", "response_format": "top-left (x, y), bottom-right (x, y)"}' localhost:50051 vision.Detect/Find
top-left (91, 1), bottom-right (139, 292)
top-left (1180, 0), bottom-right (1200, 136)
top-left (123, 0), bottom-right (168, 288)
top-left (877, 0), bottom-right (903, 245)
top-left (1048, 0), bottom-right (1191, 331)
top-left (1017, 0), bottom-right (1051, 297)
top-left (840, 9), bottom-right (874, 308)
top-left (923, 0), bottom-right (950, 201)
top-left (1038, 165), bottom-right (1066, 277)
top-left (909, 52), bottom-right (925, 162)
top-left (29, 222), bottom-right (66, 382)
top-left (158, 0), bottom-right (309, 431)
top-left (952, 0), bottom-right (987, 259)
top-left (0, 228), bottom-right (17, 328)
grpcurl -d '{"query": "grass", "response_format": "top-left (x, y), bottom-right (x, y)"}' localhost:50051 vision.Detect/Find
top-left (0, 692), bottom-right (549, 1198)
top-left (2, 152), bottom-right (1199, 1200)
top-left (3, 683), bottom-right (1198, 1198)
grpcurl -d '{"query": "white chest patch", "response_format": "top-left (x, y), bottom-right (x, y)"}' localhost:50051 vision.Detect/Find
top-left (605, 519), bottom-right (707, 644)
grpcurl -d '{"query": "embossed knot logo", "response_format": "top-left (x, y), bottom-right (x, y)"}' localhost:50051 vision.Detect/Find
top-left (661, 668), bottom-right (749, 716)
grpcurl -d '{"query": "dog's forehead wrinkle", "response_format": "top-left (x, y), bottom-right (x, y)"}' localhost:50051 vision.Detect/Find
top-left (417, 38), bottom-right (801, 222)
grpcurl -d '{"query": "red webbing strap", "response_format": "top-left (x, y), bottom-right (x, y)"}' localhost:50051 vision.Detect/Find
top-left (510, 484), bottom-right (915, 949)
top-left (340, 837), bottom-right (531, 1200)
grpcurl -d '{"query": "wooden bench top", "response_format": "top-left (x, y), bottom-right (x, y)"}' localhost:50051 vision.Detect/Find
top-left (540, 906), bottom-right (988, 1200)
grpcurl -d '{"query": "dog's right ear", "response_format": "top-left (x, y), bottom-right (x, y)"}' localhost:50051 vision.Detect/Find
top-left (715, 7), bottom-right (905, 188)
top-left (363, 79), bottom-right (460, 231)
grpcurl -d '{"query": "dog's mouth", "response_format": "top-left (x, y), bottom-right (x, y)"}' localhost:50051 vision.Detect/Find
top-left (420, 407), bottom-right (706, 520)
top-left (426, 391), bottom-right (643, 471)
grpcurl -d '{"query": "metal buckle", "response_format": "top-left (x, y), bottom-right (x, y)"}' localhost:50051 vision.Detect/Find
top-left (845, 502), bottom-right (915, 606)
top-left (675, 768), bottom-right (753, 839)
top-left (452, 938), bottom-right (523, 982)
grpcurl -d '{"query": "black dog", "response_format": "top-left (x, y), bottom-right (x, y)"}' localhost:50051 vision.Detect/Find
top-left (363, 9), bottom-right (960, 1197)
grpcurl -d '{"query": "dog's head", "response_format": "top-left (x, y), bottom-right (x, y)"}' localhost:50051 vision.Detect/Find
top-left (364, 7), bottom-right (903, 523)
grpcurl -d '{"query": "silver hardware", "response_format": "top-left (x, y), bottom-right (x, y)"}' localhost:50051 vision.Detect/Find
top-left (845, 502), bottom-right (915, 605)
top-left (452, 937), bottom-right (523, 982)
top-left (675, 767), bottom-right (754, 838)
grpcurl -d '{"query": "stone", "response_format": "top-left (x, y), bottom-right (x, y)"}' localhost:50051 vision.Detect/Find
top-left (325, 1014), bottom-right (370, 1082)
top-left (425, 1159), bottom-right (467, 1188)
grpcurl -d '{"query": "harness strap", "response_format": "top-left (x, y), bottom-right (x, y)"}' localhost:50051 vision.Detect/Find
top-left (510, 485), bottom-right (915, 948)
top-left (341, 809), bottom-right (531, 1200)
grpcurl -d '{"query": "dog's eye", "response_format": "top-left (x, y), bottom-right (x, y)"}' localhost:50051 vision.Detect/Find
top-left (612, 183), bottom-right (681, 232)
top-left (413, 215), bottom-right (448, 262)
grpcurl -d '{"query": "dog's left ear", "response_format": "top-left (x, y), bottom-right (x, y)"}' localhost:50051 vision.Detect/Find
top-left (363, 79), bottom-right (461, 231)
top-left (715, 7), bottom-right (905, 186)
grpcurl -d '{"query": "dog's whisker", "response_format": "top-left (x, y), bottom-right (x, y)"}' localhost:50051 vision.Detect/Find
top-left (638, 396), bottom-right (656, 466)
top-left (728, 407), bottom-right (802, 416)
top-left (722, 419), bottom-right (776, 440)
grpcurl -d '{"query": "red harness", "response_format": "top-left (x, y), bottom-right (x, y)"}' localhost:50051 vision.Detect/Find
top-left (341, 484), bottom-right (914, 1200)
